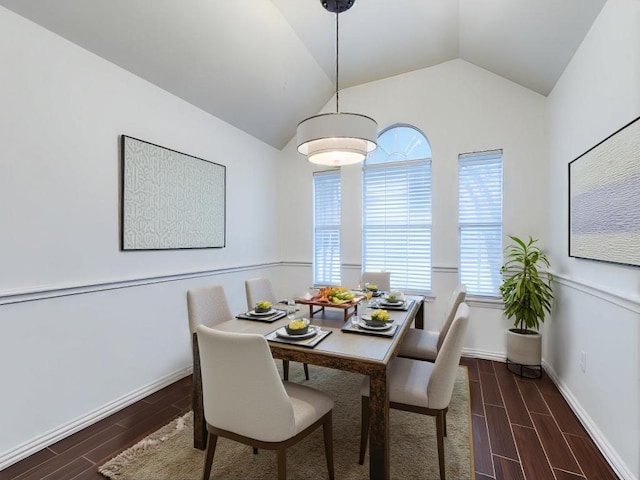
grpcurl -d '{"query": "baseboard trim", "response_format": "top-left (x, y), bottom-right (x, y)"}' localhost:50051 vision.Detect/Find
top-left (462, 348), bottom-right (505, 362)
top-left (0, 367), bottom-right (192, 471)
top-left (542, 362), bottom-right (636, 480)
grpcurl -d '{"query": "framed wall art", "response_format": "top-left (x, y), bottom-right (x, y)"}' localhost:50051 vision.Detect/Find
top-left (120, 135), bottom-right (226, 250)
top-left (568, 116), bottom-right (640, 267)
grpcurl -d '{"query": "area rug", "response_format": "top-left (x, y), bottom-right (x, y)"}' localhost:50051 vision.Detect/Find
top-left (99, 365), bottom-right (473, 479)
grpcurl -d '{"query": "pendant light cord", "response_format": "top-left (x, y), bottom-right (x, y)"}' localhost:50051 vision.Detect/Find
top-left (335, 8), bottom-right (339, 113)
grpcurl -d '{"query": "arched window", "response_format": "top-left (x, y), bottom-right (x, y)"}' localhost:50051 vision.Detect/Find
top-left (362, 125), bottom-right (432, 292)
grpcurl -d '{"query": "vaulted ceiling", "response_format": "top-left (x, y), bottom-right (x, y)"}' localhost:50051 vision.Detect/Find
top-left (0, 0), bottom-right (607, 149)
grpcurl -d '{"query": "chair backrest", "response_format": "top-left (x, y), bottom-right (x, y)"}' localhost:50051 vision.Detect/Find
top-left (196, 325), bottom-right (296, 442)
top-left (426, 302), bottom-right (470, 410)
top-left (361, 271), bottom-right (391, 291)
top-left (245, 277), bottom-right (277, 309)
top-left (186, 285), bottom-right (233, 334)
top-left (436, 284), bottom-right (467, 351)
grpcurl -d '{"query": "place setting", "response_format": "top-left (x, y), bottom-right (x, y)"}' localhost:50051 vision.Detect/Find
top-left (235, 300), bottom-right (287, 322)
top-left (372, 291), bottom-right (414, 311)
top-left (265, 317), bottom-right (332, 347)
top-left (341, 309), bottom-right (399, 337)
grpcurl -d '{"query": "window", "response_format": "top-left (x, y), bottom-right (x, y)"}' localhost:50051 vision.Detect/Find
top-left (313, 170), bottom-right (341, 285)
top-left (458, 150), bottom-right (503, 296)
top-left (363, 125), bottom-right (432, 292)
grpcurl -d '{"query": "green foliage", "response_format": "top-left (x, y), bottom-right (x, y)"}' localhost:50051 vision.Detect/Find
top-left (499, 235), bottom-right (553, 332)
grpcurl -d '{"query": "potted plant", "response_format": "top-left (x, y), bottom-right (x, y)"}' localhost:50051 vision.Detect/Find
top-left (499, 235), bottom-right (553, 377)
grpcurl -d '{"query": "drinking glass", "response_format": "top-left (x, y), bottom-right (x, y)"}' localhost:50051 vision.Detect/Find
top-left (287, 299), bottom-right (297, 321)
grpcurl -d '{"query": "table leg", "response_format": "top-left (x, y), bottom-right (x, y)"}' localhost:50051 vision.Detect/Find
top-left (414, 298), bottom-right (425, 329)
top-left (368, 367), bottom-right (390, 479)
top-left (192, 333), bottom-right (207, 450)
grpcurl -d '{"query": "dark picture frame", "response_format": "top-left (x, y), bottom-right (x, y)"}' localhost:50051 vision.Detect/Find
top-left (120, 135), bottom-right (226, 250)
top-left (568, 116), bottom-right (640, 267)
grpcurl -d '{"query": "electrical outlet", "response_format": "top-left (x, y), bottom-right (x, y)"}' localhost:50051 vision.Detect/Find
top-left (580, 351), bottom-right (586, 373)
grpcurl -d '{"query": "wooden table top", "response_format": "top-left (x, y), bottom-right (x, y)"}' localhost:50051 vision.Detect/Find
top-left (216, 295), bottom-right (423, 368)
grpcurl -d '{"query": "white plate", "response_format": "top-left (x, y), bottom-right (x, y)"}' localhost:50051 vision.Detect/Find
top-left (249, 309), bottom-right (276, 316)
top-left (275, 325), bottom-right (319, 340)
top-left (356, 319), bottom-right (394, 331)
top-left (380, 300), bottom-right (404, 306)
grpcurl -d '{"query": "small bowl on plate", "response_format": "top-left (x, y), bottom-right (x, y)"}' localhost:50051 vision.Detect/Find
top-left (285, 318), bottom-right (310, 335)
top-left (362, 310), bottom-right (392, 328)
top-left (254, 300), bottom-right (272, 313)
top-left (363, 318), bottom-right (389, 328)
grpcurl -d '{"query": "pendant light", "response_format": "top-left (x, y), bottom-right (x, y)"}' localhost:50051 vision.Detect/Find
top-left (296, 0), bottom-right (377, 166)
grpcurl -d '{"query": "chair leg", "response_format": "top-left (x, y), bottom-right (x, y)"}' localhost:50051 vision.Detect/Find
top-left (443, 410), bottom-right (447, 437)
top-left (323, 412), bottom-right (335, 480)
top-left (303, 363), bottom-right (310, 380)
top-left (253, 447), bottom-right (258, 454)
top-left (202, 432), bottom-right (218, 480)
top-left (282, 360), bottom-right (290, 381)
top-left (435, 410), bottom-right (446, 480)
top-left (358, 396), bottom-right (370, 465)
top-left (277, 449), bottom-right (287, 480)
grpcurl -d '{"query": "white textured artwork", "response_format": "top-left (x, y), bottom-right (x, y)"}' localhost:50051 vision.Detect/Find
top-left (569, 117), bottom-right (640, 266)
top-left (121, 136), bottom-right (225, 250)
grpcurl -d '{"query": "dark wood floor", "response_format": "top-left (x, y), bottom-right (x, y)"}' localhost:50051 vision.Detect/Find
top-left (1, 358), bottom-right (619, 480)
top-left (462, 358), bottom-right (619, 480)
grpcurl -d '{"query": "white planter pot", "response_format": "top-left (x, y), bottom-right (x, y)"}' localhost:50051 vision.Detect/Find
top-left (506, 329), bottom-right (541, 366)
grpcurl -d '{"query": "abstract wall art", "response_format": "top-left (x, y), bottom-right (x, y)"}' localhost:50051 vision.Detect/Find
top-left (568, 116), bottom-right (640, 267)
top-left (121, 136), bottom-right (226, 250)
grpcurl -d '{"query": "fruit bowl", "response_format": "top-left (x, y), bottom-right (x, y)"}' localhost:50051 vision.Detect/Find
top-left (285, 318), bottom-right (310, 335)
top-left (254, 300), bottom-right (272, 313)
top-left (364, 309), bottom-right (390, 327)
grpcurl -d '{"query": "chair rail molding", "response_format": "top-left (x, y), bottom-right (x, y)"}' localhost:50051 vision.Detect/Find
top-left (0, 262), bottom-right (282, 306)
top-left (552, 272), bottom-right (640, 313)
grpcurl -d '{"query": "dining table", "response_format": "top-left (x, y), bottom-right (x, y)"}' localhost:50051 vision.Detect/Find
top-left (192, 293), bottom-right (425, 480)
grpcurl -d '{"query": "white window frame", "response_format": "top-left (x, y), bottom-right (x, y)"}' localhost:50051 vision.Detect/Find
top-left (313, 170), bottom-right (342, 285)
top-left (458, 150), bottom-right (503, 297)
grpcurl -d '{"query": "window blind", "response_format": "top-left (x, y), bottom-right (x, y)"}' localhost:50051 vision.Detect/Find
top-left (458, 150), bottom-right (503, 296)
top-left (363, 160), bottom-right (432, 291)
top-left (313, 170), bottom-right (341, 285)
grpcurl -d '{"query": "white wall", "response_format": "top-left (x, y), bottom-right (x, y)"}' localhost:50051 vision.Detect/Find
top-left (278, 59), bottom-right (549, 357)
top-left (547, 0), bottom-right (640, 478)
top-left (0, 7), bottom-right (282, 467)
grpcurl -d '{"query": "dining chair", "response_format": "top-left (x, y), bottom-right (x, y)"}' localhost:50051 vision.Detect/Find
top-left (361, 271), bottom-right (391, 292)
top-left (197, 325), bottom-right (335, 480)
top-left (398, 284), bottom-right (467, 362)
top-left (359, 303), bottom-right (470, 480)
top-left (245, 277), bottom-right (310, 381)
top-left (187, 284), bottom-right (235, 450)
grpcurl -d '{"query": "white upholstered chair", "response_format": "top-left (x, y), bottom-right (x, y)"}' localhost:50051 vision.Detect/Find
top-left (361, 271), bottom-right (391, 292)
top-left (245, 277), bottom-right (310, 381)
top-left (359, 303), bottom-right (470, 480)
top-left (197, 325), bottom-right (335, 480)
top-left (187, 285), bottom-right (235, 450)
top-left (398, 284), bottom-right (466, 361)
